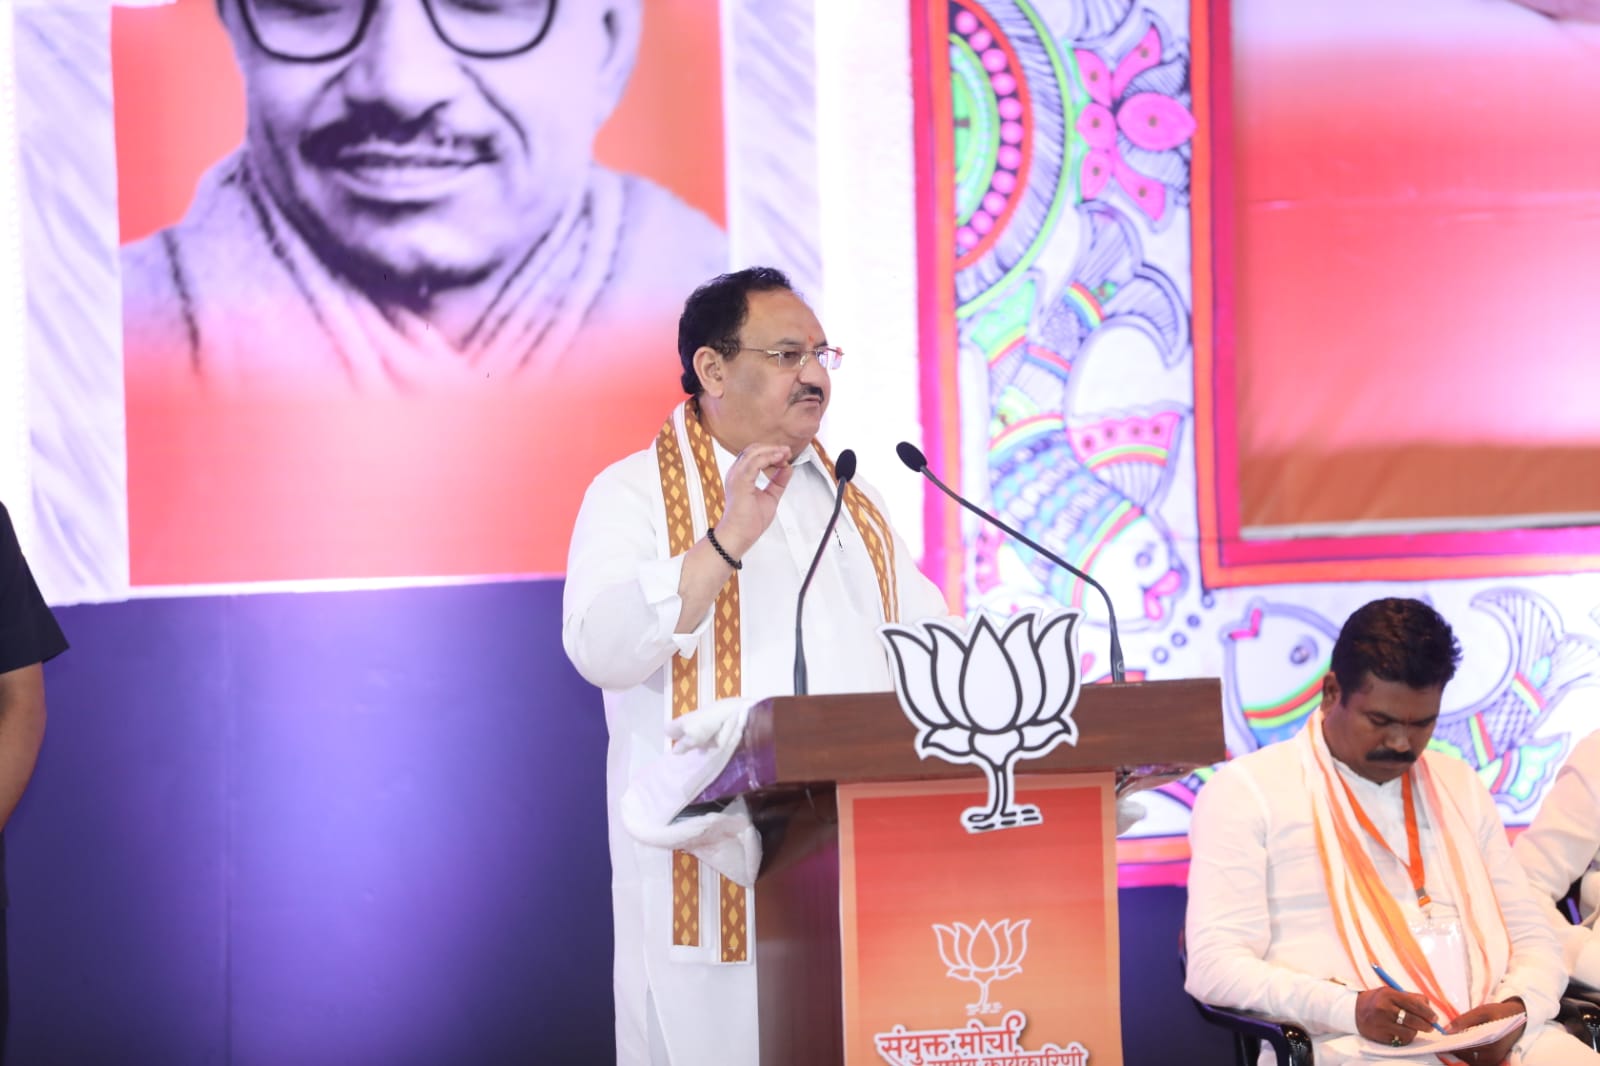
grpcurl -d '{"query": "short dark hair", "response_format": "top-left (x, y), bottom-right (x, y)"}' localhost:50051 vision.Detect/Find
top-left (677, 267), bottom-right (794, 395)
top-left (1330, 597), bottom-right (1462, 701)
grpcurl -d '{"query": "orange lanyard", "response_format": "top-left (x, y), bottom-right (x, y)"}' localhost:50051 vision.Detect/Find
top-left (1337, 771), bottom-right (1432, 908)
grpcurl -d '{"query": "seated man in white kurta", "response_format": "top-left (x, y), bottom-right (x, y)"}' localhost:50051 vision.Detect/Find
top-left (1186, 597), bottom-right (1595, 1066)
top-left (561, 267), bottom-right (951, 1066)
top-left (1513, 730), bottom-right (1600, 990)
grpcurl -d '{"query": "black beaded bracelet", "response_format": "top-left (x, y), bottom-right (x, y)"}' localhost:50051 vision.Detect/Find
top-left (707, 526), bottom-right (743, 571)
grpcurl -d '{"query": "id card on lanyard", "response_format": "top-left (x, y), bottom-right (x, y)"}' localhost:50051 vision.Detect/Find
top-left (1412, 907), bottom-right (1470, 1010)
top-left (1342, 770), bottom-right (1470, 1009)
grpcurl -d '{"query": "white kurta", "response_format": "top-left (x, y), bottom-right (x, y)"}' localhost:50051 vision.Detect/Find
top-left (1514, 730), bottom-right (1600, 989)
top-left (562, 438), bottom-right (950, 1066)
top-left (1185, 737), bottom-right (1582, 1065)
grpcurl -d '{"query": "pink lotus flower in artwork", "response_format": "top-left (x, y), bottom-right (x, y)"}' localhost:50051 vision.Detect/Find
top-left (1075, 22), bottom-right (1196, 221)
top-left (933, 918), bottom-right (1031, 1015)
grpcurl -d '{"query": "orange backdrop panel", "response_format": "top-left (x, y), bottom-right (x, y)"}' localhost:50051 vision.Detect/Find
top-left (112, 0), bottom-right (724, 585)
top-left (839, 775), bottom-right (1121, 1065)
top-left (1232, 37), bottom-right (1600, 531)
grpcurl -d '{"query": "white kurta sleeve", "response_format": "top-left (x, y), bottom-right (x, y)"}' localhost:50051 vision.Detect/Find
top-left (1512, 732), bottom-right (1600, 989)
top-left (1442, 763), bottom-right (1566, 1027)
top-left (1184, 762), bottom-right (1360, 1035)
top-left (562, 455), bottom-right (714, 691)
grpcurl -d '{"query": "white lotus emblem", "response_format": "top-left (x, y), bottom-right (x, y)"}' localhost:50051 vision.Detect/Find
top-left (879, 609), bottom-right (1084, 831)
top-left (934, 918), bottom-right (1030, 1016)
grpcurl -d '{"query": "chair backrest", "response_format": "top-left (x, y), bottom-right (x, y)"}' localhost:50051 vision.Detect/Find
top-left (1177, 927), bottom-right (1309, 1066)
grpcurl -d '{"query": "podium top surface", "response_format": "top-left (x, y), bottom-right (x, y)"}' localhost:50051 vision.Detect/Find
top-left (696, 677), bottom-right (1224, 803)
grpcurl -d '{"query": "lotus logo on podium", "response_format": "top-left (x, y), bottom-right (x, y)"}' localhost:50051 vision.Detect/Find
top-left (934, 918), bottom-right (1029, 1016)
top-left (879, 609), bottom-right (1085, 832)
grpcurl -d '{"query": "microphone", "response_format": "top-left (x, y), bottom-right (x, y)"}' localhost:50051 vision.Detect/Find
top-left (895, 441), bottom-right (1126, 683)
top-left (794, 448), bottom-right (857, 695)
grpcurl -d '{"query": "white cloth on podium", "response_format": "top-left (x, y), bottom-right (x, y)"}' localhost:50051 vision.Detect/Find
top-left (619, 697), bottom-right (763, 887)
top-left (1115, 797), bottom-right (1147, 836)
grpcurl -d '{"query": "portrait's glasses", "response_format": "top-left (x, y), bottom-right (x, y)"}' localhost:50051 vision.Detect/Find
top-left (738, 346), bottom-right (845, 372)
top-left (237, 0), bottom-right (557, 63)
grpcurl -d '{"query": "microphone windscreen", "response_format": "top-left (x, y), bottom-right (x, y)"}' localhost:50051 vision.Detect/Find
top-left (895, 441), bottom-right (927, 472)
top-left (835, 448), bottom-right (857, 483)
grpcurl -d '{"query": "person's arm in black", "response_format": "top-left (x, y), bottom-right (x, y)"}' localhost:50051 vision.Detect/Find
top-left (0, 503), bottom-right (67, 830)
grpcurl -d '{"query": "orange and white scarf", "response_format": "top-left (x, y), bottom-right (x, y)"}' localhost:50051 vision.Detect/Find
top-left (1299, 709), bottom-right (1512, 1022)
top-left (653, 398), bottom-right (899, 963)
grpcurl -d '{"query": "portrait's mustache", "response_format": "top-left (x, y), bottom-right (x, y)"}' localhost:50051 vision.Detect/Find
top-left (301, 108), bottom-right (496, 169)
top-left (789, 385), bottom-right (825, 404)
top-left (1367, 749), bottom-right (1418, 764)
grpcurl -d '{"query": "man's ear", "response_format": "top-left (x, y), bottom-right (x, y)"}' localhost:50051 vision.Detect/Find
top-left (594, 0), bottom-right (643, 125)
top-left (694, 346), bottom-right (726, 397)
top-left (1319, 671), bottom-right (1340, 710)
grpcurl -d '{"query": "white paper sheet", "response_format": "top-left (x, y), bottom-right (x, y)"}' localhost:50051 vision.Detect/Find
top-left (1358, 1012), bottom-right (1525, 1059)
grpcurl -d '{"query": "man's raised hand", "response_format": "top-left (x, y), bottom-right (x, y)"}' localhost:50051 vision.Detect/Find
top-left (714, 443), bottom-right (795, 559)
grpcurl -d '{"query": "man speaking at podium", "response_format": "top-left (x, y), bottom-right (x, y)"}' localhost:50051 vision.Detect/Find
top-left (562, 268), bottom-right (949, 1065)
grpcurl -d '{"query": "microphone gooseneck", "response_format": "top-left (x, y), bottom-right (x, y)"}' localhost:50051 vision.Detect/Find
top-left (793, 448), bottom-right (857, 695)
top-left (895, 441), bottom-right (1126, 683)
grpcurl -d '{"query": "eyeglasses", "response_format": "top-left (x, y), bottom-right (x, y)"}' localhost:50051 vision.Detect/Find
top-left (737, 346), bottom-right (845, 372)
top-left (237, 0), bottom-right (558, 63)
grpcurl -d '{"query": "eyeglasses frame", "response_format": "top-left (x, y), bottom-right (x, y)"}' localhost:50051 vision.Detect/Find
top-left (234, 0), bottom-right (559, 64)
top-left (734, 345), bottom-right (845, 372)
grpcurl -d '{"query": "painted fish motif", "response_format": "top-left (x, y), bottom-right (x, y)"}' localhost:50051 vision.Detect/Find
top-left (982, 430), bottom-right (1187, 632)
top-left (970, 202), bottom-right (1190, 631)
top-left (1220, 598), bottom-right (1337, 754)
top-left (1217, 590), bottom-right (1600, 815)
top-left (1430, 588), bottom-right (1600, 813)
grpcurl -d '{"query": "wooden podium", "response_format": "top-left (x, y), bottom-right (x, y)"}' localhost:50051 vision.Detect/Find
top-left (693, 678), bottom-right (1223, 1066)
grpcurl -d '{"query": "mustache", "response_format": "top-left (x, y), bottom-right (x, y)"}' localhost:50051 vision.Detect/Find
top-left (789, 385), bottom-right (825, 404)
top-left (301, 107), bottom-right (496, 168)
top-left (1366, 749), bottom-right (1418, 764)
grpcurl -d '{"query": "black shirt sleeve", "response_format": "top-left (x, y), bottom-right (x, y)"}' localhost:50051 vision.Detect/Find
top-left (0, 501), bottom-right (69, 674)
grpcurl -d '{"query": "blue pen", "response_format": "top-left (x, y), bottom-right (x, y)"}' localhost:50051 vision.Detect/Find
top-left (1371, 963), bottom-right (1450, 1033)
